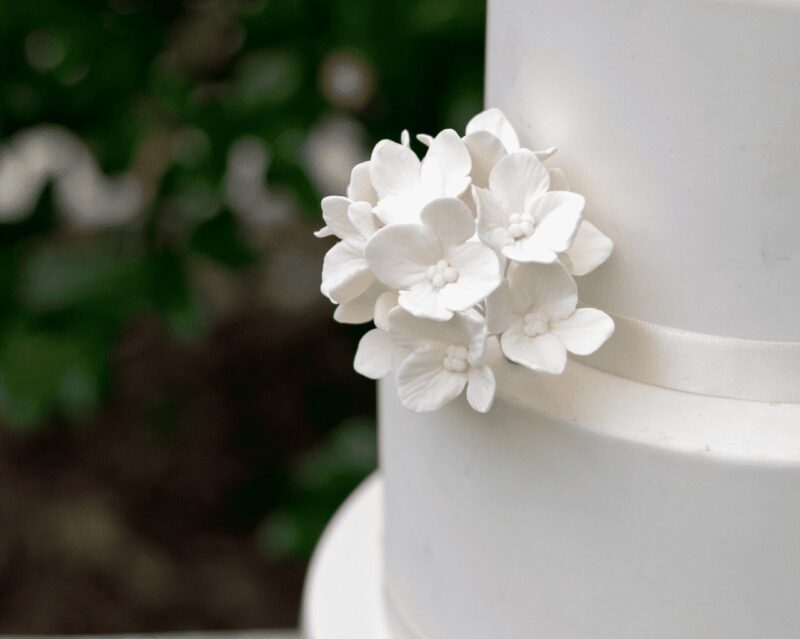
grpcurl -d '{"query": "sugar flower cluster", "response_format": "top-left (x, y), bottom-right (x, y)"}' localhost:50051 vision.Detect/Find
top-left (315, 108), bottom-right (614, 413)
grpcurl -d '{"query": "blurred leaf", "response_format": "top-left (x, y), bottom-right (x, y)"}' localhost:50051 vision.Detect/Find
top-left (190, 210), bottom-right (257, 268)
top-left (256, 418), bottom-right (376, 560)
top-left (19, 237), bottom-right (146, 314)
top-left (146, 248), bottom-right (207, 342)
top-left (231, 49), bottom-right (304, 112)
top-left (0, 324), bottom-right (102, 430)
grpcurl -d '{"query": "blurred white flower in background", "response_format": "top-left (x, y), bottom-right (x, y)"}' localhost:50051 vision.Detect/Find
top-left (55, 160), bottom-right (143, 229)
top-left (304, 115), bottom-right (369, 196)
top-left (319, 50), bottom-right (375, 111)
top-left (225, 136), bottom-right (295, 234)
top-left (0, 125), bottom-right (144, 227)
top-left (24, 28), bottom-right (67, 73)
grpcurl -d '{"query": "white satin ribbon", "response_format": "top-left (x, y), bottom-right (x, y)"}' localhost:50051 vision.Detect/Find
top-left (383, 589), bottom-right (428, 639)
top-left (580, 314), bottom-right (800, 404)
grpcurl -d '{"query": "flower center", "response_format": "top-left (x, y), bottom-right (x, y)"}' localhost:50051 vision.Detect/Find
top-left (507, 212), bottom-right (535, 240)
top-left (523, 312), bottom-right (550, 337)
top-left (443, 344), bottom-right (470, 373)
top-left (426, 258), bottom-right (459, 289)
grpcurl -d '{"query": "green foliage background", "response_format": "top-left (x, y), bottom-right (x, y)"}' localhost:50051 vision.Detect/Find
top-left (0, 0), bottom-right (485, 568)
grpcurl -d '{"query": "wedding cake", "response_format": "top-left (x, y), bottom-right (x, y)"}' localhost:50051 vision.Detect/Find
top-left (304, 0), bottom-right (800, 637)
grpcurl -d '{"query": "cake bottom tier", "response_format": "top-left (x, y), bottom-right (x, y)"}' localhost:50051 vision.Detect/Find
top-left (380, 346), bottom-right (800, 639)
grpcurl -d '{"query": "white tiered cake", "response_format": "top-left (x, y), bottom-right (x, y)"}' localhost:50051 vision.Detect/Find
top-left (304, 0), bottom-right (800, 637)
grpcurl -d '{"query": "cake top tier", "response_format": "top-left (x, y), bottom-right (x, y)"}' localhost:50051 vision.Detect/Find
top-left (487, 0), bottom-right (800, 341)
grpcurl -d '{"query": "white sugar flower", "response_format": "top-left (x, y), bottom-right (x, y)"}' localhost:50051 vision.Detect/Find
top-left (319, 199), bottom-right (381, 305)
top-left (333, 280), bottom-right (387, 324)
top-left (369, 129), bottom-right (471, 225)
top-left (463, 108), bottom-right (559, 186)
top-left (486, 262), bottom-right (614, 374)
top-left (419, 108), bottom-right (556, 189)
top-left (533, 167), bottom-right (614, 277)
top-left (389, 307), bottom-right (495, 413)
top-left (353, 291), bottom-right (402, 379)
top-left (316, 147), bottom-right (394, 324)
top-left (474, 150), bottom-right (583, 264)
top-left (314, 109), bottom-right (617, 415)
top-left (365, 197), bottom-right (501, 321)
top-left (315, 162), bottom-right (377, 240)
top-left (564, 220), bottom-right (614, 276)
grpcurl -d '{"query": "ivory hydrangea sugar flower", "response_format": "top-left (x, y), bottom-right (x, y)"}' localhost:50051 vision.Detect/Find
top-left (370, 129), bottom-right (471, 225)
top-left (457, 109), bottom-right (613, 275)
top-left (319, 199), bottom-right (380, 305)
top-left (419, 108), bottom-right (556, 188)
top-left (474, 149), bottom-right (584, 264)
top-left (486, 262), bottom-right (614, 374)
top-left (388, 308), bottom-right (495, 413)
top-left (314, 107), bottom-right (616, 414)
top-left (353, 291), bottom-right (401, 380)
top-left (365, 197), bottom-right (501, 321)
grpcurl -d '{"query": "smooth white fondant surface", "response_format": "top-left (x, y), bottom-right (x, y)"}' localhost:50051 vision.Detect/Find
top-left (302, 474), bottom-right (394, 639)
top-left (380, 348), bottom-right (800, 639)
top-left (486, 0), bottom-right (800, 341)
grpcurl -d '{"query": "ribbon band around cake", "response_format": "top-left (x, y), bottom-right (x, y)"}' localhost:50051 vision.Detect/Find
top-left (581, 314), bottom-right (800, 404)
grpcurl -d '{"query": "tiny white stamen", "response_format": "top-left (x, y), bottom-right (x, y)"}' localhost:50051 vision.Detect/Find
top-left (523, 312), bottom-right (550, 337)
top-left (428, 259), bottom-right (458, 288)
top-left (442, 344), bottom-right (469, 373)
top-left (508, 211), bottom-right (536, 240)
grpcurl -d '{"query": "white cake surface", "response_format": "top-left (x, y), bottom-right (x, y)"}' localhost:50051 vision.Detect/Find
top-left (486, 0), bottom-right (800, 341)
top-left (379, 0), bottom-right (800, 637)
top-left (381, 350), bottom-right (800, 639)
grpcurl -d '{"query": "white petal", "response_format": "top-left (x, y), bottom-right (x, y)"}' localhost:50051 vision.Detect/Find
top-left (400, 130), bottom-right (410, 147)
top-left (416, 133), bottom-right (434, 147)
top-left (507, 262), bottom-right (577, 319)
top-left (535, 147), bottom-right (558, 162)
top-left (369, 139), bottom-right (421, 198)
top-left (466, 108), bottom-right (520, 152)
top-left (484, 282), bottom-right (517, 335)
top-left (463, 130), bottom-right (507, 189)
top-left (442, 242), bottom-right (502, 311)
top-left (314, 226), bottom-right (334, 238)
top-left (501, 237), bottom-right (559, 264)
top-left (396, 346), bottom-right (467, 412)
top-left (547, 167), bottom-right (571, 192)
top-left (333, 281), bottom-right (386, 324)
top-left (321, 240), bottom-right (374, 304)
top-left (374, 290), bottom-right (399, 332)
top-left (398, 285), bottom-right (453, 321)
top-left (374, 194), bottom-right (420, 226)
top-left (489, 150), bottom-right (550, 213)
top-left (500, 325), bottom-right (567, 374)
top-left (365, 224), bottom-right (440, 290)
top-left (388, 306), bottom-right (485, 351)
top-left (528, 191), bottom-right (584, 253)
top-left (420, 129), bottom-right (472, 198)
top-left (467, 364), bottom-right (496, 413)
top-left (347, 161), bottom-right (378, 205)
top-left (420, 197), bottom-right (475, 248)
top-left (566, 221), bottom-right (613, 276)
top-left (347, 201), bottom-right (381, 240)
top-left (550, 308), bottom-right (615, 356)
top-left (354, 328), bottom-right (396, 379)
top-left (319, 195), bottom-right (356, 240)
top-left (474, 186), bottom-right (512, 250)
